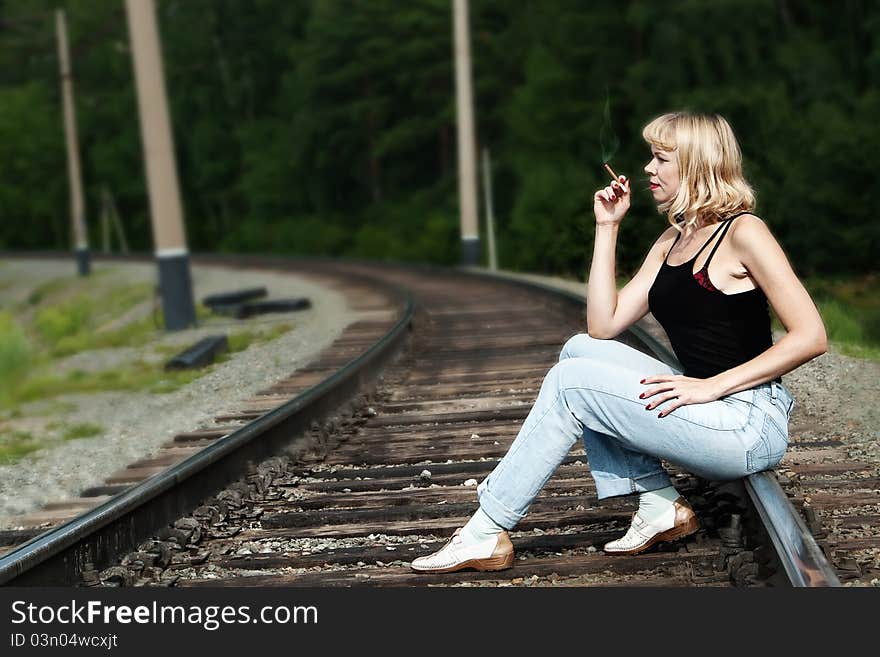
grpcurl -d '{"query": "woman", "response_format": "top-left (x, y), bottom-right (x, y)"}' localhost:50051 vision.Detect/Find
top-left (411, 112), bottom-right (827, 573)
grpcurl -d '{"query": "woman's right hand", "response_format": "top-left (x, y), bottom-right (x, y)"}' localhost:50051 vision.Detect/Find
top-left (593, 175), bottom-right (630, 226)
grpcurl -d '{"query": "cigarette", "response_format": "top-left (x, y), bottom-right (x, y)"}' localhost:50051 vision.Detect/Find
top-left (603, 162), bottom-right (627, 191)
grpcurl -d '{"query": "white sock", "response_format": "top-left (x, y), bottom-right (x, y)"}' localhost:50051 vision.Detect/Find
top-left (637, 486), bottom-right (681, 523)
top-left (460, 507), bottom-right (504, 545)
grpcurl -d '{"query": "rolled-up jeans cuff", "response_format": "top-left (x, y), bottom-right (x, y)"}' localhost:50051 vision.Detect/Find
top-left (595, 471), bottom-right (672, 500)
top-left (476, 479), bottom-right (523, 530)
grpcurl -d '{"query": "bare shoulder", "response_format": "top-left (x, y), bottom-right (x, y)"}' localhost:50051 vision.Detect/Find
top-left (729, 213), bottom-right (788, 270)
top-left (631, 225), bottom-right (681, 278)
top-left (658, 223), bottom-right (680, 241)
top-left (655, 223), bottom-right (680, 247)
top-left (730, 213), bottom-right (776, 246)
top-left (652, 224), bottom-right (680, 258)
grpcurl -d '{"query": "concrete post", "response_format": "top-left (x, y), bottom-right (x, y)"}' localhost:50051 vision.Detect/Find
top-left (125, 0), bottom-right (196, 330)
top-left (452, 0), bottom-right (480, 265)
top-left (481, 147), bottom-right (498, 271)
top-left (55, 9), bottom-right (90, 275)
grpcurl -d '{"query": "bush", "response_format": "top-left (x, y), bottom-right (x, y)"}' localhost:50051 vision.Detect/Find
top-left (0, 313), bottom-right (31, 401)
top-left (33, 300), bottom-right (93, 349)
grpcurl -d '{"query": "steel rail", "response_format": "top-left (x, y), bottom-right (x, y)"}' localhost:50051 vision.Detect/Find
top-left (744, 472), bottom-right (841, 586)
top-left (0, 267), bottom-right (414, 586)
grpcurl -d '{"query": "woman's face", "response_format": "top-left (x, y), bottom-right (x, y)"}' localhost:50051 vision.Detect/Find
top-left (644, 146), bottom-right (680, 204)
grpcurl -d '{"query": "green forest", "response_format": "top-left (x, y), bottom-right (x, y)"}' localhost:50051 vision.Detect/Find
top-left (0, 0), bottom-right (877, 279)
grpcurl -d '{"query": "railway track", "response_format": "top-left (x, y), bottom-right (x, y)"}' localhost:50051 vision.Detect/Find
top-left (2, 256), bottom-right (869, 587)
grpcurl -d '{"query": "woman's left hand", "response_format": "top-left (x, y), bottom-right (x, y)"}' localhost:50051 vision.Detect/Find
top-left (639, 375), bottom-right (722, 418)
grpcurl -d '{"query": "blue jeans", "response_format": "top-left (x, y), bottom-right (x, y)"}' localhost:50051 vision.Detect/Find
top-left (477, 333), bottom-right (796, 529)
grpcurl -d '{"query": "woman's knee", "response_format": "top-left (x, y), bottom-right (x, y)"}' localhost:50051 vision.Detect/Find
top-left (559, 333), bottom-right (614, 362)
top-left (544, 357), bottom-right (594, 394)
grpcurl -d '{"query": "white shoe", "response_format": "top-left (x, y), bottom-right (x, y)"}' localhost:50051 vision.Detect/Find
top-left (411, 529), bottom-right (515, 573)
top-left (604, 497), bottom-right (699, 555)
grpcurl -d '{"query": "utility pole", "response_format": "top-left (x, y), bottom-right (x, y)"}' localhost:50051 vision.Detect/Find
top-left (100, 185), bottom-right (130, 254)
top-left (481, 147), bottom-right (498, 271)
top-left (452, 0), bottom-right (480, 266)
top-left (104, 186), bottom-right (130, 254)
top-left (125, 0), bottom-right (196, 330)
top-left (55, 9), bottom-right (90, 276)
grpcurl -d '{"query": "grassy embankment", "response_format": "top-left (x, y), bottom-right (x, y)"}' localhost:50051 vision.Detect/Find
top-left (800, 275), bottom-right (880, 360)
top-left (0, 269), bottom-right (293, 464)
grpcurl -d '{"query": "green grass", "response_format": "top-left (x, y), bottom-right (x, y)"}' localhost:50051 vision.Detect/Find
top-left (0, 430), bottom-right (41, 464)
top-left (232, 322), bottom-right (292, 353)
top-left (226, 329), bottom-right (260, 354)
top-left (61, 422), bottom-right (103, 441)
top-left (807, 274), bottom-right (880, 361)
top-left (2, 309), bottom-right (293, 412)
top-left (9, 360), bottom-right (204, 406)
top-left (769, 274), bottom-right (880, 361)
top-left (196, 303), bottom-right (213, 320)
top-left (89, 312), bottom-right (161, 351)
top-left (0, 312), bottom-right (33, 405)
top-left (26, 276), bottom-right (75, 307)
top-left (263, 322), bottom-right (295, 341)
top-left (153, 343), bottom-right (185, 357)
top-left (19, 400), bottom-right (77, 417)
top-left (817, 298), bottom-right (866, 343)
top-left (33, 299), bottom-right (94, 353)
top-left (31, 282), bottom-right (157, 357)
top-left (0, 422), bottom-right (103, 465)
top-left (0, 408), bottom-right (23, 421)
top-left (835, 342), bottom-right (880, 360)
top-left (224, 322), bottom-right (294, 357)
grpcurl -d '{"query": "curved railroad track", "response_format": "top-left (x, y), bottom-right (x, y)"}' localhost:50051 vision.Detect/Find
top-left (1, 255), bottom-right (866, 587)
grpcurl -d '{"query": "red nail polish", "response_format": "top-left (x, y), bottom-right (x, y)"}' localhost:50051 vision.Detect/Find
top-left (645, 405), bottom-right (651, 410)
top-left (638, 393), bottom-right (645, 399)
top-left (640, 379), bottom-right (646, 384)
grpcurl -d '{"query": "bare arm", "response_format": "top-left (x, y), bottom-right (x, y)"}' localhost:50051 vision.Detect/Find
top-left (706, 215), bottom-right (827, 396)
top-left (587, 223), bottom-right (678, 339)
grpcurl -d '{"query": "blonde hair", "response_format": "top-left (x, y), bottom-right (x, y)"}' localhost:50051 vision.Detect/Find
top-left (642, 112), bottom-right (755, 232)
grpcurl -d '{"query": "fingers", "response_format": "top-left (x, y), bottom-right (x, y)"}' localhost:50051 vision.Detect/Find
top-left (643, 391), bottom-right (678, 411)
top-left (638, 385), bottom-right (674, 401)
top-left (639, 376), bottom-right (680, 416)
top-left (656, 402), bottom-right (680, 418)
top-left (595, 175), bottom-right (630, 203)
top-left (640, 389), bottom-right (682, 418)
top-left (593, 185), bottom-right (617, 202)
top-left (603, 182), bottom-right (627, 202)
top-left (640, 375), bottom-right (680, 385)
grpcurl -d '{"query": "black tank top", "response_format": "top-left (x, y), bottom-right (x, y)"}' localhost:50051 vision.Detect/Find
top-left (647, 212), bottom-right (779, 382)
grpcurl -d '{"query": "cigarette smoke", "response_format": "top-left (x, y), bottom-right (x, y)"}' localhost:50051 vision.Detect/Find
top-left (600, 88), bottom-right (619, 165)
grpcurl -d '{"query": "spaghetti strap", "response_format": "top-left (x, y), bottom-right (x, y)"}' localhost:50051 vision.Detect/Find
top-left (702, 211), bottom-right (751, 269)
top-left (662, 232), bottom-right (682, 265)
top-left (686, 220), bottom-right (729, 264)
